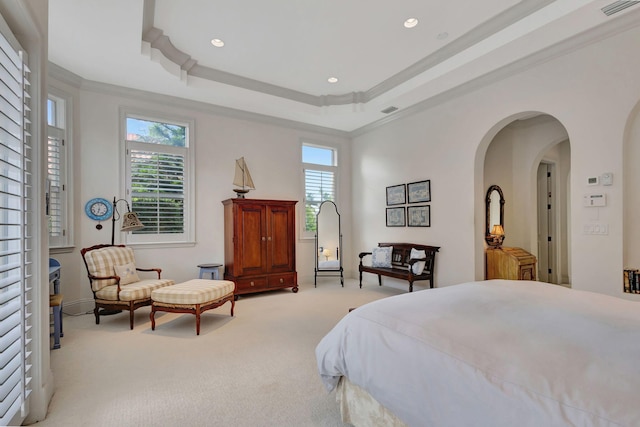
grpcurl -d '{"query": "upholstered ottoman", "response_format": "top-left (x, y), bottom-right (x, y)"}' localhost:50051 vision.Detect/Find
top-left (150, 279), bottom-right (235, 335)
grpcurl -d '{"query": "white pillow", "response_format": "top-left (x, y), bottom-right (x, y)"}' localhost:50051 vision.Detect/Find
top-left (113, 262), bottom-right (140, 285)
top-left (410, 248), bottom-right (426, 275)
top-left (371, 246), bottom-right (393, 268)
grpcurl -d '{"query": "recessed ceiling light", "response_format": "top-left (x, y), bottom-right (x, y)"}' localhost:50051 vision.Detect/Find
top-left (327, 77), bottom-right (338, 83)
top-left (210, 38), bottom-right (225, 48)
top-left (404, 18), bottom-right (419, 29)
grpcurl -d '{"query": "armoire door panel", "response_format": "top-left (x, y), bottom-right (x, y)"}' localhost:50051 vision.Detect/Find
top-left (268, 207), bottom-right (294, 271)
top-left (238, 205), bottom-right (266, 274)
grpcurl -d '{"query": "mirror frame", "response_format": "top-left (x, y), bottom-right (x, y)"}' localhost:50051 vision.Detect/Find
top-left (314, 200), bottom-right (344, 286)
top-left (316, 200), bottom-right (341, 265)
top-left (485, 185), bottom-right (505, 247)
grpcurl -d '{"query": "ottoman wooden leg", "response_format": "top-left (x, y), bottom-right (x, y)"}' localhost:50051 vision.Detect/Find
top-left (150, 305), bottom-right (156, 331)
top-left (195, 304), bottom-right (201, 335)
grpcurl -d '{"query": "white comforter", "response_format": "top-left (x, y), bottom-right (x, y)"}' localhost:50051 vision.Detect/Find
top-left (316, 280), bottom-right (640, 427)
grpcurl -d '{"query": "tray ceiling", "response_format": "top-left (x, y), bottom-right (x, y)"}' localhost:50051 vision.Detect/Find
top-left (48, 0), bottom-right (640, 132)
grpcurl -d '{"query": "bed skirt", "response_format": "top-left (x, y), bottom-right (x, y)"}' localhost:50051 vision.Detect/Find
top-left (336, 377), bottom-right (407, 427)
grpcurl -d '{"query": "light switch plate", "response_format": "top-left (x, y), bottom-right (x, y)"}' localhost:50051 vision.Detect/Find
top-left (601, 172), bottom-right (613, 186)
top-left (583, 193), bottom-right (606, 207)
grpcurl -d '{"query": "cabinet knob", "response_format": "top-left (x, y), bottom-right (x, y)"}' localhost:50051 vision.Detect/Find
top-left (250, 281), bottom-right (255, 286)
top-left (268, 236), bottom-right (272, 241)
top-left (262, 237), bottom-right (266, 241)
top-left (279, 278), bottom-right (284, 284)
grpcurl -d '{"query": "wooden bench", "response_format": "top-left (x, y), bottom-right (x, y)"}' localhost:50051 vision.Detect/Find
top-left (359, 243), bottom-right (440, 292)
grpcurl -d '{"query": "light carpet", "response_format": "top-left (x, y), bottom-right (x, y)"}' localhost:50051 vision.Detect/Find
top-left (31, 279), bottom-right (404, 427)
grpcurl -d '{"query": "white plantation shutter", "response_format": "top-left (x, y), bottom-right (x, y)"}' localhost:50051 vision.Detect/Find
top-left (123, 115), bottom-right (192, 244)
top-left (47, 131), bottom-right (63, 238)
top-left (304, 169), bottom-right (335, 231)
top-left (301, 143), bottom-right (338, 238)
top-left (129, 148), bottom-right (185, 234)
top-left (0, 30), bottom-right (33, 426)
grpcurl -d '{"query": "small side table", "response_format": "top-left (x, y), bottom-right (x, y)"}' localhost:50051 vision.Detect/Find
top-left (197, 263), bottom-right (223, 280)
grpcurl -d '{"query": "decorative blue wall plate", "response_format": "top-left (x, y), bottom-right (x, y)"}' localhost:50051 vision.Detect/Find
top-left (85, 197), bottom-right (113, 221)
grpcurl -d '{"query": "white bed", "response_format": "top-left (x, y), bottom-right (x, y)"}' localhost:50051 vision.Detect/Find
top-left (316, 280), bottom-right (640, 427)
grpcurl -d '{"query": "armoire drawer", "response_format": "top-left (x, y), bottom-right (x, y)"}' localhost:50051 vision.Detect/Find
top-left (267, 273), bottom-right (296, 288)
top-left (235, 277), bottom-right (268, 292)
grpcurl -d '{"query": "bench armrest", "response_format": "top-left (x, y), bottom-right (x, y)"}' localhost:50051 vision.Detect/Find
top-left (407, 257), bottom-right (427, 265)
top-left (358, 252), bottom-right (372, 265)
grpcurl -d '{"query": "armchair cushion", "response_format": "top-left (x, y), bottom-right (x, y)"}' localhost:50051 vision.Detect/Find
top-left (84, 246), bottom-right (136, 291)
top-left (95, 278), bottom-right (175, 301)
top-left (114, 262), bottom-right (140, 285)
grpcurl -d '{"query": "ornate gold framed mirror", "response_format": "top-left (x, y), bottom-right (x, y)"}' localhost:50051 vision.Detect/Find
top-left (485, 185), bottom-right (505, 247)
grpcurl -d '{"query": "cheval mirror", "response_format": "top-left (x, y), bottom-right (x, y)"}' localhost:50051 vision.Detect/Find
top-left (314, 200), bottom-right (344, 286)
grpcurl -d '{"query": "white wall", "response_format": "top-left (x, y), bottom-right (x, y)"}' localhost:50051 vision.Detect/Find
top-left (52, 20), bottom-right (640, 304)
top-left (352, 23), bottom-right (640, 299)
top-left (49, 81), bottom-right (351, 313)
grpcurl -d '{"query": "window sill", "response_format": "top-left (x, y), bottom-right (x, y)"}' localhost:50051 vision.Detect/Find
top-left (49, 246), bottom-right (75, 254)
top-left (124, 241), bottom-right (196, 250)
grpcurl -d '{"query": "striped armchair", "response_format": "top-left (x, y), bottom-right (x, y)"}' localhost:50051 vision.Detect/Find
top-left (81, 244), bottom-right (174, 329)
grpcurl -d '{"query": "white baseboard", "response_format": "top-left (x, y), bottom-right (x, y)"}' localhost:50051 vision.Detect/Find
top-left (61, 298), bottom-right (95, 316)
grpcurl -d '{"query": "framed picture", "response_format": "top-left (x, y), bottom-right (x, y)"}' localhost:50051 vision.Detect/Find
top-left (386, 207), bottom-right (406, 227)
top-left (407, 180), bottom-right (431, 204)
top-left (407, 205), bottom-right (430, 227)
top-left (386, 184), bottom-right (406, 206)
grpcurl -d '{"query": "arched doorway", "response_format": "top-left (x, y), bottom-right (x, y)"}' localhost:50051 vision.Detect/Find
top-left (479, 113), bottom-right (571, 285)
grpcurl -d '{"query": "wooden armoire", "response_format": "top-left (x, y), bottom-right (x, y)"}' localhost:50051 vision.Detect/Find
top-left (222, 198), bottom-right (298, 296)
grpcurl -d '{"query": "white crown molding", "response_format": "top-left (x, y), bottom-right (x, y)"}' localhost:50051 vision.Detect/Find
top-left (48, 61), bottom-right (83, 86)
top-left (365, 0), bottom-right (555, 101)
top-left (47, 62), bottom-right (350, 138)
top-left (351, 7), bottom-right (640, 137)
top-left (49, 5), bottom-right (640, 138)
top-left (141, 0), bottom-right (554, 108)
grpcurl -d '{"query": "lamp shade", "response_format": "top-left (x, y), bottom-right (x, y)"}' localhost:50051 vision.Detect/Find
top-left (322, 248), bottom-right (333, 259)
top-left (120, 211), bottom-right (144, 232)
top-left (491, 224), bottom-right (505, 236)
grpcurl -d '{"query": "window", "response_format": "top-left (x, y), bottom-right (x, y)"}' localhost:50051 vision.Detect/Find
top-left (0, 28), bottom-right (33, 426)
top-left (302, 143), bottom-right (337, 238)
top-left (47, 93), bottom-right (71, 248)
top-left (123, 114), bottom-right (194, 244)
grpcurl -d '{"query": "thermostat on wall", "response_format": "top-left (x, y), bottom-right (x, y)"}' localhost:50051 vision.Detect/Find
top-left (583, 193), bottom-right (606, 207)
top-left (587, 176), bottom-right (599, 186)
